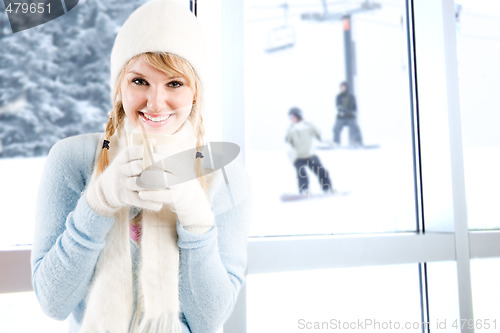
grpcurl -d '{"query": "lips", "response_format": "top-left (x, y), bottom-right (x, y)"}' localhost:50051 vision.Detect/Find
top-left (139, 110), bottom-right (173, 127)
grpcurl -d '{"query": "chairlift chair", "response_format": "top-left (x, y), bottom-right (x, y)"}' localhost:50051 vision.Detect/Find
top-left (264, 2), bottom-right (296, 53)
top-left (265, 24), bottom-right (296, 53)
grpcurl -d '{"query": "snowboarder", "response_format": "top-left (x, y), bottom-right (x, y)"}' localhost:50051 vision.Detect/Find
top-left (333, 81), bottom-right (363, 147)
top-left (285, 107), bottom-right (333, 195)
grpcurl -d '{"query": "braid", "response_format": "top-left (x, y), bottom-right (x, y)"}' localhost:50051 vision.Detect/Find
top-left (189, 83), bottom-right (209, 193)
top-left (195, 112), bottom-right (208, 193)
top-left (96, 84), bottom-right (126, 175)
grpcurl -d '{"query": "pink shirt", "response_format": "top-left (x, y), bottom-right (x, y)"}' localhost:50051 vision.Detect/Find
top-left (130, 224), bottom-right (142, 243)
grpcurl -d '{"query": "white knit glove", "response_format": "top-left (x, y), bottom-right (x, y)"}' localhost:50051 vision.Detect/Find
top-left (139, 179), bottom-right (214, 234)
top-left (86, 145), bottom-right (162, 217)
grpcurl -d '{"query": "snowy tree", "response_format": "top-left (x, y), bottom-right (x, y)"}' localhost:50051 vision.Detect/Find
top-left (0, 0), bottom-right (148, 158)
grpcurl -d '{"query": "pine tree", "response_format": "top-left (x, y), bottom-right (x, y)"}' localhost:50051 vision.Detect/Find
top-left (0, 0), bottom-right (148, 158)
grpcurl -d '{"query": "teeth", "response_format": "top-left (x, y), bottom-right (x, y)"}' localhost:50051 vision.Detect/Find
top-left (142, 113), bottom-right (171, 122)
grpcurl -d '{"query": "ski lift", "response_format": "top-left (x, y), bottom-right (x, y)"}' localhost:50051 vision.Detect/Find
top-left (301, 0), bottom-right (381, 22)
top-left (265, 25), bottom-right (295, 53)
top-left (265, 3), bottom-right (296, 53)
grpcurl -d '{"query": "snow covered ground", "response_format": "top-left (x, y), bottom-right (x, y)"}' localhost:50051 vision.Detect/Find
top-left (0, 157), bottom-right (46, 247)
top-left (2, 144), bottom-right (498, 244)
top-left (0, 145), bottom-right (417, 247)
top-left (246, 144), bottom-right (416, 236)
top-left (247, 144), bottom-right (500, 236)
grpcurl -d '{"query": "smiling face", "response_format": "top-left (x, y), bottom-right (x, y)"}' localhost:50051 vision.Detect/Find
top-left (120, 55), bottom-right (195, 135)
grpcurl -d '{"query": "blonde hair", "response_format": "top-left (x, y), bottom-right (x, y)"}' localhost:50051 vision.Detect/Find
top-left (97, 52), bottom-right (207, 189)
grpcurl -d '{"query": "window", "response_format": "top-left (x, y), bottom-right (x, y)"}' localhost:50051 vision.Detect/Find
top-left (247, 265), bottom-right (422, 332)
top-left (0, 0), bottom-right (155, 248)
top-left (224, 0), bottom-right (500, 332)
top-left (457, 0), bottom-right (500, 230)
top-left (470, 258), bottom-right (500, 331)
top-left (2, 1), bottom-right (500, 332)
top-left (245, 0), bottom-right (416, 236)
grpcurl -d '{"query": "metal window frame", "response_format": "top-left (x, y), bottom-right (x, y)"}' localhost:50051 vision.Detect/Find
top-left (0, 2), bottom-right (495, 333)
top-left (3, 231), bottom-right (500, 289)
top-left (2, 231), bottom-right (499, 327)
top-left (223, 0), bottom-right (482, 332)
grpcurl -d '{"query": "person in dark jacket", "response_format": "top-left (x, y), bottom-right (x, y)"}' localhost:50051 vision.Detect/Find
top-left (333, 81), bottom-right (363, 147)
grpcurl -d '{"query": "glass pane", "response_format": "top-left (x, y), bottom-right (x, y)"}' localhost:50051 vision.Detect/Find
top-left (247, 264), bottom-right (422, 332)
top-left (0, 292), bottom-right (67, 332)
top-left (457, 1), bottom-right (500, 230)
top-left (245, 0), bottom-right (416, 236)
top-left (471, 258), bottom-right (500, 332)
top-left (0, 158), bottom-right (46, 247)
top-left (0, 1), bottom-right (159, 246)
top-left (426, 261), bottom-right (461, 331)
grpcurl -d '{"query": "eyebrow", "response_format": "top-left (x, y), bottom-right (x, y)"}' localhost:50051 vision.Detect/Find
top-left (126, 70), bottom-right (180, 80)
top-left (127, 70), bottom-right (144, 76)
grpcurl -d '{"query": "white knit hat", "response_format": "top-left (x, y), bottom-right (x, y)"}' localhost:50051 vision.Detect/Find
top-left (109, 0), bottom-right (205, 92)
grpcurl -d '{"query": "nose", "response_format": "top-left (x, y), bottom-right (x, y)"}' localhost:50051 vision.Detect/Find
top-left (146, 86), bottom-right (168, 112)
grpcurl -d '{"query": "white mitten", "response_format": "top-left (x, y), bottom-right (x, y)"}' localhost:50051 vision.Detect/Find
top-left (139, 179), bottom-right (214, 234)
top-left (86, 145), bottom-right (162, 216)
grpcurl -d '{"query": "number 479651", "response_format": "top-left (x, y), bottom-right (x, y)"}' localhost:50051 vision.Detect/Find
top-left (452, 319), bottom-right (497, 330)
top-left (5, 2), bottom-right (51, 14)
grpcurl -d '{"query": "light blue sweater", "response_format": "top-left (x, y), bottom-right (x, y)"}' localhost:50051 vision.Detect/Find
top-left (31, 133), bottom-right (250, 333)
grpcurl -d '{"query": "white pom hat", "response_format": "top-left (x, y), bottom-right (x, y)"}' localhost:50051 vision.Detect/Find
top-left (109, 0), bottom-right (205, 93)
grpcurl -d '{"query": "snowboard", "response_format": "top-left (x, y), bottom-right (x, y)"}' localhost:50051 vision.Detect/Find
top-left (316, 144), bottom-right (380, 150)
top-left (280, 190), bottom-right (351, 202)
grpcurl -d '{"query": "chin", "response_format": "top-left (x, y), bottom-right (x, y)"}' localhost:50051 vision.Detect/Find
top-left (144, 125), bottom-right (178, 136)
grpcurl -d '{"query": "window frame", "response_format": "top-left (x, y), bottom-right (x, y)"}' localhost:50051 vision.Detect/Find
top-left (1, 2), bottom-right (497, 333)
top-left (225, 0), bottom-right (482, 332)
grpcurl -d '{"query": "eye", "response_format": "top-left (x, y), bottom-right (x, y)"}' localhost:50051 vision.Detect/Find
top-left (168, 80), bottom-right (183, 88)
top-left (131, 78), bottom-right (148, 86)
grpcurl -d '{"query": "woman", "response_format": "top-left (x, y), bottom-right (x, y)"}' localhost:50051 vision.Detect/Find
top-left (31, 1), bottom-right (250, 332)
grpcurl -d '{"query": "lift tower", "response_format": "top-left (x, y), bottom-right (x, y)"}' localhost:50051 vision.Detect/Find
top-left (301, 0), bottom-right (381, 94)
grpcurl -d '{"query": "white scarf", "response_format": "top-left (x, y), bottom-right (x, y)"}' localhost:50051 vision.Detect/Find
top-left (81, 120), bottom-right (197, 333)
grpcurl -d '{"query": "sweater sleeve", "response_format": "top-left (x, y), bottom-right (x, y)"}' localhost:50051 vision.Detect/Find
top-left (31, 134), bottom-right (115, 320)
top-left (177, 162), bottom-right (251, 333)
top-left (311, 122), bottom-right (322, 142)
top-left (285, 126), bottom-right (296, 148)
